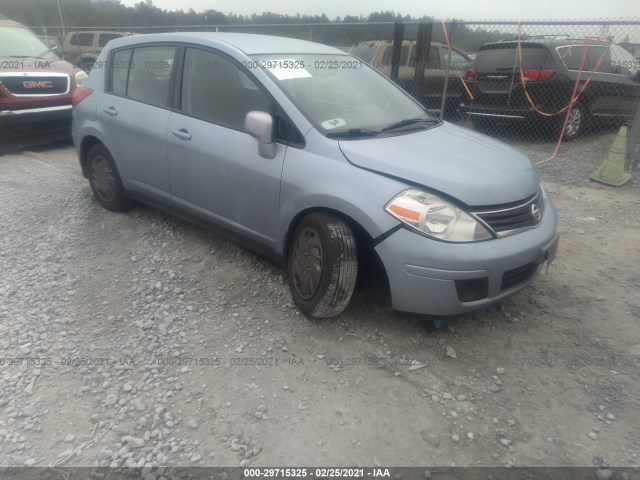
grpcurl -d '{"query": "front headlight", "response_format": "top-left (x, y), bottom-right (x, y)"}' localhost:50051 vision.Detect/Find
top-left (75, 70), bottom-right (89, 88)
top-left (385, 189), bottom-right (493, 242)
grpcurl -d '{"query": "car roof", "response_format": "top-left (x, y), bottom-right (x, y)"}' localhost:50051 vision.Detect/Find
top-left (481, 37), bottom-right (610, 49)
top-left (354, 39), bottom-right (446, 46)
top-left (108, 32), bottom-right (345, 55)
top-left (65, 30), bottom-right (134, 36)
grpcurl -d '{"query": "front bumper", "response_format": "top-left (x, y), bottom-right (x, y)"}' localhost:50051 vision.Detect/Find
top-left (375, 197), bottom-right (558, 316)
top-left (0, 105), bottom-right (72, 152)
top-left (0, 104), bottom-right (72, 124)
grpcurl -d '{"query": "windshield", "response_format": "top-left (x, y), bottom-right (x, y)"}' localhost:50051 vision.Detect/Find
top-left (252, 54), bottom-right (433, 136)
top-left (0, 26), bottom-right (59, 59)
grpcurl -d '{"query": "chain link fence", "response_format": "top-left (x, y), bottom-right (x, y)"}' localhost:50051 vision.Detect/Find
top-left (30, 20), bottom-right (640, 160)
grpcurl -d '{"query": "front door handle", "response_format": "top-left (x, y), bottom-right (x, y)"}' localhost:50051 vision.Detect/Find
top-left (172, 128), bottom-right (192, 141)
top-left (103, 106), bottom-right (117, 116)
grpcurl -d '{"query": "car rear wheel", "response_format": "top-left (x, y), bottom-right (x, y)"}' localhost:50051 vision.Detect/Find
top-left (561, 102), bottom-right (584, 141)
top-left (287, 212), bottom-right (358, 318)
top-left (87, 144), bottom-right (132, 212)
top-left (79, 59), bottom-right (95, 72)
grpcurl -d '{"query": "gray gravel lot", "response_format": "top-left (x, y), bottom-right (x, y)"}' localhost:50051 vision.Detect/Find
top-left (0, 130), bottom-right (639, 471)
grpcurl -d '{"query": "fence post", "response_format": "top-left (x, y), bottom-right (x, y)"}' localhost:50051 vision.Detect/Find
top-left (626, 97), bottom-right (640, 171)
top-left (412, 22), bottom-right (432, 105)
top-left (439, 21), bottom-right (455, 119)
top-left (390, 21), bottom-right (404, 82)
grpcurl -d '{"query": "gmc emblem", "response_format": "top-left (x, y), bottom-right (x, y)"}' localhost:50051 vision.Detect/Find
top-left (23, 80), bottom-right (54, 89)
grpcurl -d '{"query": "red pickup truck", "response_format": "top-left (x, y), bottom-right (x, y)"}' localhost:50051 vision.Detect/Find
top-left (1, 18), bottom-right (87, 153)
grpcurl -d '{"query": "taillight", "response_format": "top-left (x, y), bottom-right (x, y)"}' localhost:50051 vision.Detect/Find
top-left (463, 69), bottom-right (477, 80)
top-left (72, 87), bottom-right (93, 107)
top-left (521, 69), bottom-right (555, 82)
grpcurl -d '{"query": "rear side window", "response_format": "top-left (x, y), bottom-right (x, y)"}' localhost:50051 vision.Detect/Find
top-left (350, 43), bottom-right (377, 64)
top-left (70, 33), bottom-right (94, 47)
top-left (558, 45), bottom-right (612, 73)
top-left (476, 44), bottom-right (553, 72)
top-left (443, 48), bottom-right (471, 69)
top-left (410, 46), bottom-right (440, 68)
top-left (381, 45), bottom-right (410, 66)
top-left (109, 45), bottom-right (176, 107)
top-left (99, 33), bottom-right (122, 47)
top-left (180, 48), bottom-right (271, 130)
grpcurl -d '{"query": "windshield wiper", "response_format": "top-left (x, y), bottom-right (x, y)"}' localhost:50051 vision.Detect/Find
top-left (326, 128), bottom-right (381, 138)
top-left (379, 117), bottom-right (438, 133)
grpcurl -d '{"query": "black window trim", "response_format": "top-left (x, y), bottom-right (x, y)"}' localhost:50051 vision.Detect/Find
top-left (172, 43), bottom-right (305, 149)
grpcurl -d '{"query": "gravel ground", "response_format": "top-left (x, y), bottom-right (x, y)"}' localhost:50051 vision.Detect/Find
top-left (0, 129), bottom-right (639, 472)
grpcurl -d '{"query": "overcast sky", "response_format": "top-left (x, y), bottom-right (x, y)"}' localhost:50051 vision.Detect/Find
top-left (119, 0), bottom-right (637, 21)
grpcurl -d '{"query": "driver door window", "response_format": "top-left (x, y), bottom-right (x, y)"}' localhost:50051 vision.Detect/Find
top-left (181, 48), bottom-right (271, 130)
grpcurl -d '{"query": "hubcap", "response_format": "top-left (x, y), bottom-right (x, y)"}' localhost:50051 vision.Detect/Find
top-left (90, 155), bottom-right (117, 203)
top-left (291, 227), bottom-right (323, 300)
top-left (565, 106), bottom-right (581, 138)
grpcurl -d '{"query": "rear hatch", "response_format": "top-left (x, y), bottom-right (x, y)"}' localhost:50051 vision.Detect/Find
top-left (464, 42), bottom-right (557, 111)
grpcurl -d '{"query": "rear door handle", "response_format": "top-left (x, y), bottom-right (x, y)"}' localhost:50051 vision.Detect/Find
top-left (172, 128), bottom-right (192, 141)
top-left (102, 106), bottom-right (117, 116)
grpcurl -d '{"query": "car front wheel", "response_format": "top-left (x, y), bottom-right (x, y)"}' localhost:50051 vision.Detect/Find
top-left (287, 212), bottom-right (358, 318)
top-left (87, 144), bottom-right (132, 212)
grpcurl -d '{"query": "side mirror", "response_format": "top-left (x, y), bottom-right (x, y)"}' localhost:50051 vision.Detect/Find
top-left (245, 111), bottom-right (276, 159)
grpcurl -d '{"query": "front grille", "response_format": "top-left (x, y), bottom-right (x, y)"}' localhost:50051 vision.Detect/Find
top-left (501, 262), bottom-right (538, 292)
top-left (0, 75), bottom-right (70, 96)
top-left (472, 188), bottom-right (544, 236)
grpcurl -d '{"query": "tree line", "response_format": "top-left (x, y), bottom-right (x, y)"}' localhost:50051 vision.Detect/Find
top-left (1, 0), bottom-right (518, 50)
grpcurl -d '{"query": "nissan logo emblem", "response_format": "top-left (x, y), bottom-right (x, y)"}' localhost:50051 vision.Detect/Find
top-left (531, 204), bottom-right (541, 221)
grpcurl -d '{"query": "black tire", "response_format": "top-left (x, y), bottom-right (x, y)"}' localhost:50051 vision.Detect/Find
top-left (287, 212), bottom-right (358, 318)
top-left (79, 59), bottom-right (95, 72)
top-left (87, 144), bottom-right (133, 212)
top-left (560, 102), bottom-right (585, 142)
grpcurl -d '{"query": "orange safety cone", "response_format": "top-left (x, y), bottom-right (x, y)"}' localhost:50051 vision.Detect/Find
top-left (590, 126), bottom-right (632, 186)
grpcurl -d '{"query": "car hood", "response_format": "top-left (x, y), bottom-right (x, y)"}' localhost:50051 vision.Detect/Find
top-left (338, 122), bottom-right (539, 206)
top-left (0, 57), bottom-right (79, 75)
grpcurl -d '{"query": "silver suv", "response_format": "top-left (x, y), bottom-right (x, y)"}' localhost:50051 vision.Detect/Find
top-left (72, 33), bottom-right (558, 318)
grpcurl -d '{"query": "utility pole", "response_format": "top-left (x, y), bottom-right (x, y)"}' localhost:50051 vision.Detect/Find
top-left (57, 0), bottom-right (66, 38)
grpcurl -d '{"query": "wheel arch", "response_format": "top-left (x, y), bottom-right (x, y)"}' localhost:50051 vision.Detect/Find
top-left (283, 207), bottom-right (389, 286)
top-left (79, 135), bottom-right (104, 178)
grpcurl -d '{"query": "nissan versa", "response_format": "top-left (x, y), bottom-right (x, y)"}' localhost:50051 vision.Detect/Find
top-left (72, 33), bottom-right (559, 318)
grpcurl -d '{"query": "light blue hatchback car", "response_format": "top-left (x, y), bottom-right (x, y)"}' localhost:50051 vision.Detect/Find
top-left (72, 32), bottom-right (559, 318)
